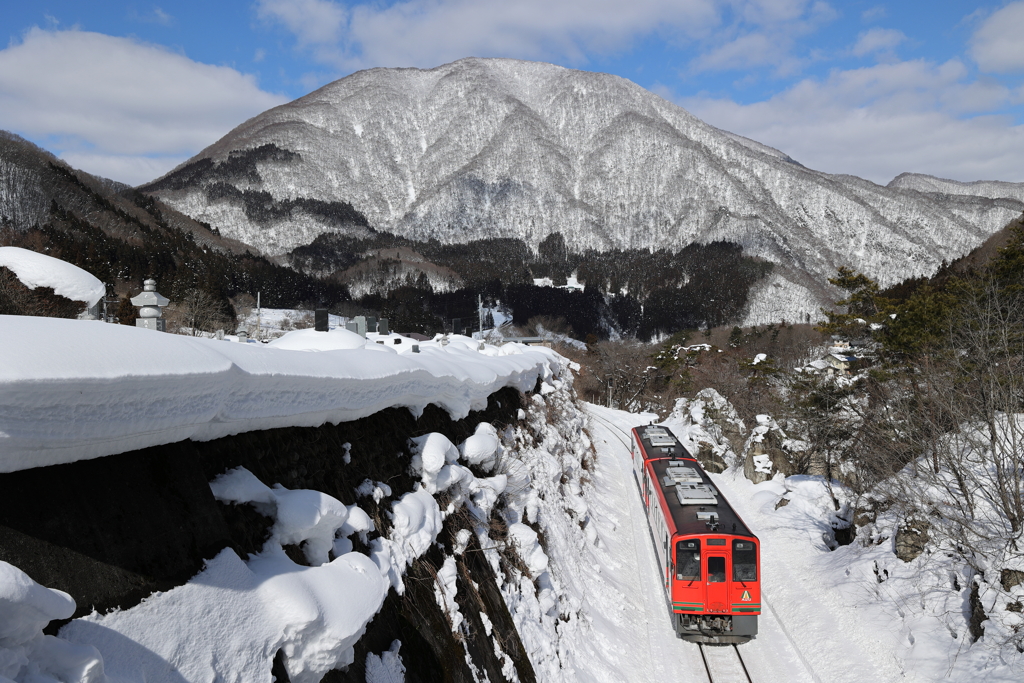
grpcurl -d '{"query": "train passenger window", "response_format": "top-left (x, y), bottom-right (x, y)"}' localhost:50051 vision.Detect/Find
top-left (733, 540), bottom-right (757, 582)
top-left (675, 540), bottom-right (700, 581)
top-left (707, 556), bottom-right (726, 583)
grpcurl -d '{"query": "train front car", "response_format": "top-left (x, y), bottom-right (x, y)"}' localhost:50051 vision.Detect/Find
top-left (631, 425), bottom-right (761, 644)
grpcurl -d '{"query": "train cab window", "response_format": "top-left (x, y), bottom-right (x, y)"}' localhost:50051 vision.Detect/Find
top-left (707, 556), bottom-right (726, 583)
top-left (675, 540), bottom-right (700, 581)
top-left (733, 540), bottom-right (757, 582)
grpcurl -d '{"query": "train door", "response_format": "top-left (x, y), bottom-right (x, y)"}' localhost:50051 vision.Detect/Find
top-left (704, 540), bottom-right (729, 613)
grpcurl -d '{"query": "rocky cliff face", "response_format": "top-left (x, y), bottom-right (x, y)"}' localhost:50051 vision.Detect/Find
top-left (143, 58), bottom-right (1023, 323)
top-left (0, 388), bottom-right (534, 683)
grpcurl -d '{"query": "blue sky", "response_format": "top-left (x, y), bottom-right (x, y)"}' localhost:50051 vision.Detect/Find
top-left (2, 1), bottom-right (1022, 186)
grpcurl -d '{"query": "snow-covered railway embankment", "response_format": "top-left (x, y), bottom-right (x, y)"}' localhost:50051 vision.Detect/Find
top-left (0, 317), bottom-right (583, 683)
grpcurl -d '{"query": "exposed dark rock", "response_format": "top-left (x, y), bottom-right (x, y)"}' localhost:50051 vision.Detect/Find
top-left (0, 443), bottom-right (232, 631)
top-left (832, 525), bottom-right (856, 547)
top-left (894, 520), bottom-right (929, 562)
top-left (696, 442), bottom-right (727, 474)
top-left (0, 267), bottom-right (85, 318)
top-left (1000, 568), bottom-right (1024, 591)
top-left (969, 578), bottom-right (987, 642)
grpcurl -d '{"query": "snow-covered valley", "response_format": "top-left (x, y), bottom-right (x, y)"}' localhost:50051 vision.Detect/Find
top-left (1, 315), bottom-right (1022, 682)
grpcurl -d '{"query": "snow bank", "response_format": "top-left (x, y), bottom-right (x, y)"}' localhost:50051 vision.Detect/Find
top-left (60, 472), bottom-right (391, 683)
top-left (460, 422), bottom-right (502, 472)
top-left (61, 547), bottom-right (387, 683)
top-left (374, 425), bottom-right (509, 595)
top-left (0, 246), bottom-right (105, 306)
top-left (266, 327), bottom-right (367, 350)
top-left (663, 387), bottom-right (745, 466)
top-left (365, 640), bottom-right (405, 683)
top-left (474, 373), bottom-right (595, 680)
top-left (0, 316), bottom-right (560, 473)
top-left (210, 467), bottom-right (372, 565)
top-left (0, 561), bottom-right (106, 683)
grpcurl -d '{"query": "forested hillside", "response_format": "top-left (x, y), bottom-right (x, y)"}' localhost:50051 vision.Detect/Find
top-left (289, 230), bottom-right (772, 340)
top-left (0, 132), bottom-right (349, 324)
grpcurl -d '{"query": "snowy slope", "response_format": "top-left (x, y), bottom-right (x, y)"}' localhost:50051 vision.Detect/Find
top-left (889, 173), bottom-right (1024, 204)
top-left (0, 316), bottom-right (559, 472)
top-left (580, 404), bottom-right (1022, 683)
top-left (145, 58), bottom-right (1023, 322)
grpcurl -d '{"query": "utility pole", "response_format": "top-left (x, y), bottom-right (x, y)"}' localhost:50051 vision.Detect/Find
top-left (256, 291), bottom-right (261, 342)
top-left (478, 294), bottom-right (484, 334)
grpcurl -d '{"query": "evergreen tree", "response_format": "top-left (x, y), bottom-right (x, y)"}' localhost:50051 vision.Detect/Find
top-left (116, 296), bottom-right (137, 326)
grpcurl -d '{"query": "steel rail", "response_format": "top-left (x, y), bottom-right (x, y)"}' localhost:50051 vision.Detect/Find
top-left (698, 643), bottom-right (754, 683)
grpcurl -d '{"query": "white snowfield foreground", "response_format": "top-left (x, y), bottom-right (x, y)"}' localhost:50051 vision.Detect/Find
top-left (0, 316), bottom-right (560, 473)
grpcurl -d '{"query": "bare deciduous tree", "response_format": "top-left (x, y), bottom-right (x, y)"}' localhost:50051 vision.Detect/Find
top-left (166, 288), bottom-right (229, 336)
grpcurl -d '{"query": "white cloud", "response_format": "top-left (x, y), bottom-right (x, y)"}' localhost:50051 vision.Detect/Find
top-left (698, 31), bottom-right (774, 68)
top-left (259, 0), bottom-right (840, 80)
top-left (256, 0), bottom-right (347, 47)
top-left (861, 6), bottom-right (886, 22)
top-left (257, 0), bottom-right (724, 70)
top-left (691, 31), bottom-right (801, 74)
top-left (151, 7), bottom-right (175, 27)
top-left (686, 1), bottom-right (835, 76)
top-left (58, 152), bottom-right (190, 188)
top-left (970, 1), bottom-right (1024, 73)
top-left (0, 28), bottom-right (287, 185)
top-left (683, 59), bottom-right (1024, 183)
top-left (129, 6), bottom-right (176, 27)
top-left (852, 27), bottom-right (905, 57)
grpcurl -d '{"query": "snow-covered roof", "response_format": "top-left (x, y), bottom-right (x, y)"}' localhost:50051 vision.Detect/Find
top-left (0, 247), bottom-right (105, 306)
top-left (267, 327), bottom-right (367, 350)
top-left (0, 316), bottom-right (561, 473)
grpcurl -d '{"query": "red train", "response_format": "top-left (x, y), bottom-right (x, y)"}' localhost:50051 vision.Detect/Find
top-left (630, 424), bottom-right (760, 643)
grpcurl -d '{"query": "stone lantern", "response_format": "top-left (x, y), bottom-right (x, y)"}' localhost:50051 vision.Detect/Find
top-left (131, 278), bottom-right (169, 331)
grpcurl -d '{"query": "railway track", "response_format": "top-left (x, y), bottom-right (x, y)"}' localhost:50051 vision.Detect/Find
top-left (585, 404), bottom-right (827, 683)
top-left (585, 406), bottom-right (635, 451)
top-left (698, 643), bottom-right (753, 683)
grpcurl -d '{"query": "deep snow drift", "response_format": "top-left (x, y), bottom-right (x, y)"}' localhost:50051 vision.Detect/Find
top-left (0, 246), bottom-right (105, 306)
top-left (0, 316), bottom-right (559, 472)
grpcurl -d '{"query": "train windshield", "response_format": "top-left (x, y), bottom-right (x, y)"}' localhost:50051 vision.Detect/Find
top-left (733, 540), bottom-right (757, 581)
top-left (707, 556), bottom-right (726, 582)
top-left (675, 540), bottom-right (700, 581)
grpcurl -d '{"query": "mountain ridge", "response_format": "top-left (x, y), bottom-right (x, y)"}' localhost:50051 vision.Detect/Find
top-left (141, 57), bottom-right (1024, 324)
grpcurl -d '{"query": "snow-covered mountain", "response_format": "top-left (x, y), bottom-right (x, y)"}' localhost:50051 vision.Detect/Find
top-left (143, 58), bottom-right (1024, 323)
top-left (889, 172), bottom-right (1024, 203)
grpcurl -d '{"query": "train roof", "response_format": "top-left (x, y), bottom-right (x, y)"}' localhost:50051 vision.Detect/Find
top-left (635, 425), bottom-right (756, 540)
top-left (634, 425), bottom-right (688, 460)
